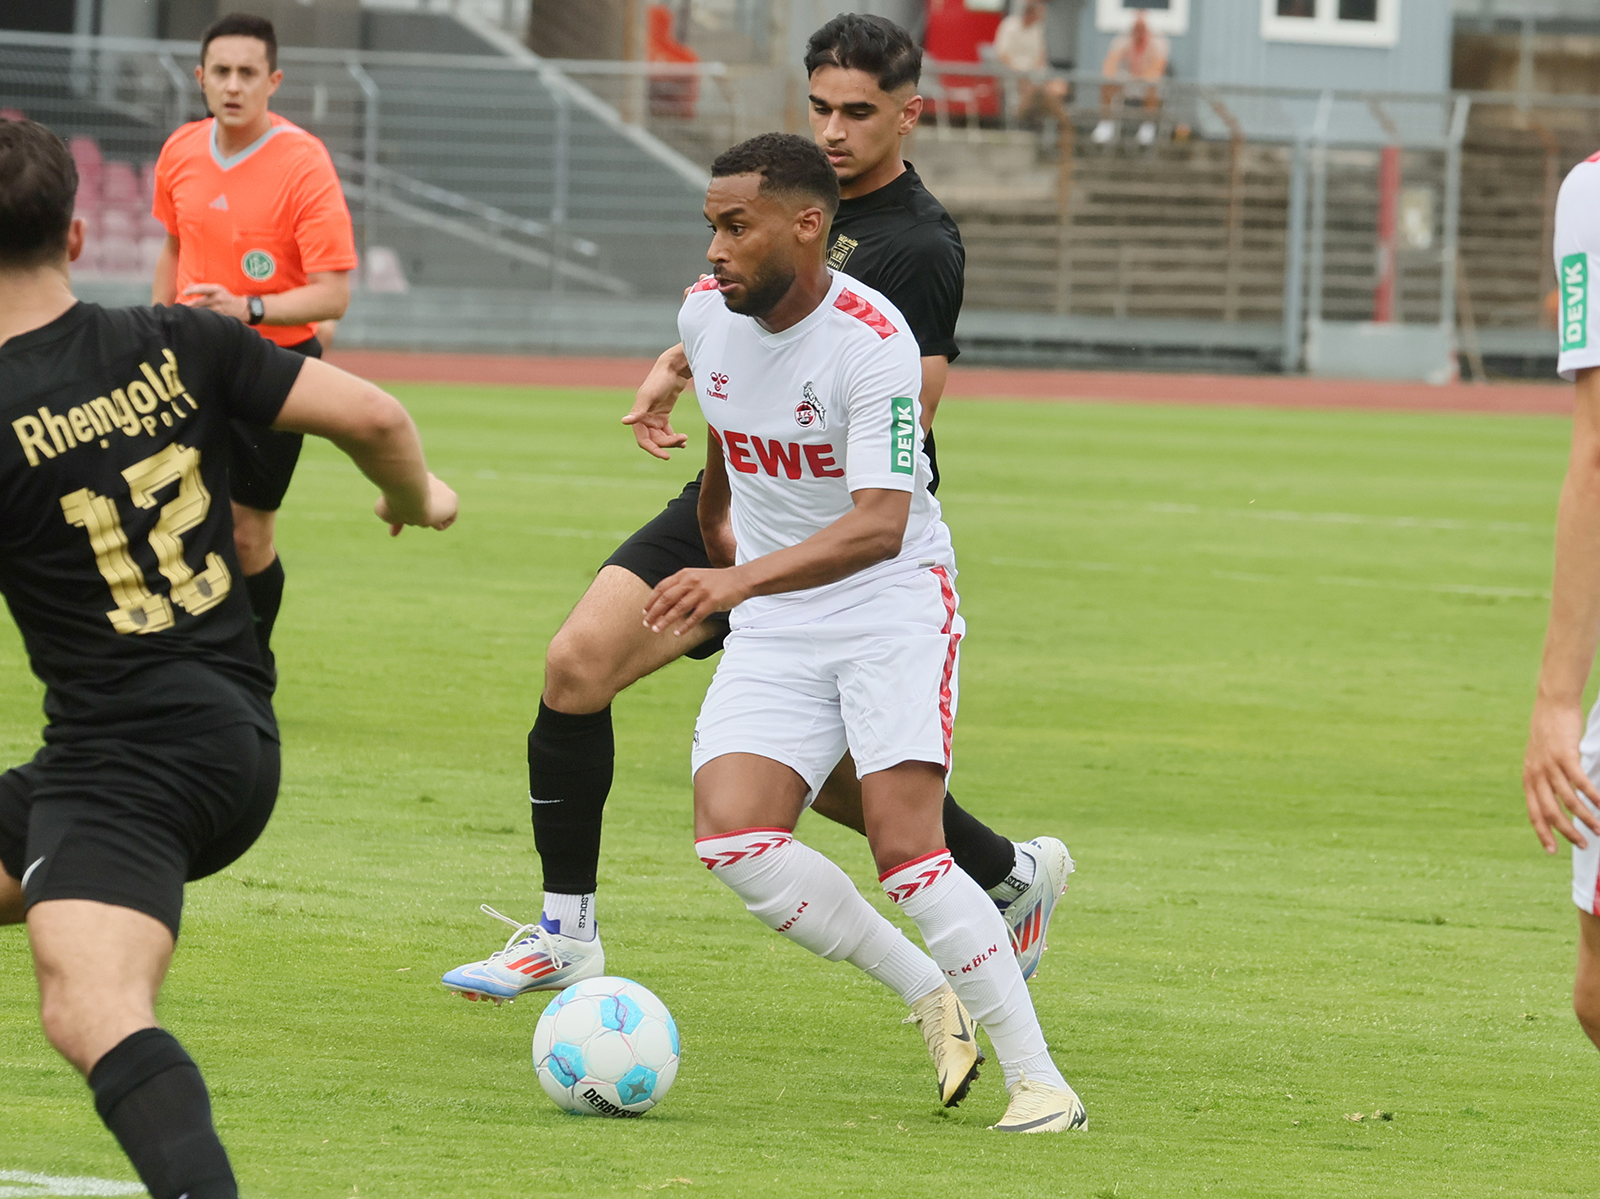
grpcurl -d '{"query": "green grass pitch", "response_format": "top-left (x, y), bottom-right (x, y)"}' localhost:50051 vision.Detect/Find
top-left (2, 383), bottom-right (1597, 1197)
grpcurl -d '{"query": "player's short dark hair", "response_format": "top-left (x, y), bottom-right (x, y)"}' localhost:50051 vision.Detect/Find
top-left (711, 133), bottom-right (840, 218)
top-left (201, 12), bottom-right (278, 72)
top-left (0, 118), bottom-right (78, 270)
top-left (804, 13), bottom-right (921, 93)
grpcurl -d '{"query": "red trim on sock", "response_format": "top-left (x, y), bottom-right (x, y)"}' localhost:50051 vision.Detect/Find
top-left (695, 828), bottom-right (794, 871)
top-left (878, 847), bottom-right (952, 883)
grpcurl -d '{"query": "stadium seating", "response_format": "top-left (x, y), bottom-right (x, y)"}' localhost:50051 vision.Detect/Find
top-left (69, 134), bottom-right (164, 282)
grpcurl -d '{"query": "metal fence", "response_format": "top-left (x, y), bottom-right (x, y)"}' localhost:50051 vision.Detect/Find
top-left (0, 30), bottom-right (714, 300)
top-left (4, 27), bottom-right (1598, 372)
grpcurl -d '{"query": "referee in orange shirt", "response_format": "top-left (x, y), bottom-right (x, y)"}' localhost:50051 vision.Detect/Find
top-left (152, 12), bottom-right (357, 666)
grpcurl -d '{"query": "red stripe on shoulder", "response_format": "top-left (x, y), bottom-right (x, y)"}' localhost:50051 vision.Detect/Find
top-left (833, 288), bottom-right (897, 339)
top-left (1588, 149), bottom-right (1600, 163)
top-left (690, 276), bottom-right (719, 294)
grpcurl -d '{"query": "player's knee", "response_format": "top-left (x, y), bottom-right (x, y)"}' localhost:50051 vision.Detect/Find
top-left (543, 628), bottom-right (620, 713)
top-left (37, 988), bottom-right (92, 1069)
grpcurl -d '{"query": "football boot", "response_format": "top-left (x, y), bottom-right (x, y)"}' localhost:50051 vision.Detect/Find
top-left (905, 983), bottom-right (984, 1107)
top-left (990, 1077), bottom-right (1089, 1133)
top-left (441, 904), bottom-right (605, 1004)
top-left (1004, 836), bottom-right (1075, 981)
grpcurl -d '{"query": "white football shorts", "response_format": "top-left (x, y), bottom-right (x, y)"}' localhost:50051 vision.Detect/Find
top-left (691, 565), bottom-right (963, 801)
top-left (1573, 696), bottom-right (1600, 914)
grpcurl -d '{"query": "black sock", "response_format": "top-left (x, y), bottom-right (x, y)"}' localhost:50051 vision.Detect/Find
top-left (528, 700), bottom-right (615, 895)
top-left (942, 791), bottom-right (1016, 891)
top-left (243, 555), bottom-right (285, 664)
top-left (88, 1027), bottom-right (238, 1199)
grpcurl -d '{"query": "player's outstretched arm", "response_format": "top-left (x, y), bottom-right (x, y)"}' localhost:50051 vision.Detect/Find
top-left (1526, 365), bottom-right (1600, 853)
top-left (622, 342), bottom-right (693, 459)
top-left (271, 357), bottom-right (458, 536)
top-left (644, 487), bottom-right (910, 635)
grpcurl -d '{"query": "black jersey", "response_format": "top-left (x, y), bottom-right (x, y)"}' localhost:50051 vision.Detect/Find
top-left (0, 303), bottom-right (305, 745)
top-left (828, 163), bottom-right (965, 362)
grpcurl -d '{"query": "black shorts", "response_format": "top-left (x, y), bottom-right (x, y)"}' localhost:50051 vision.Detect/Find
top-left (0, 724), bottom-right (281, 938)
top-left (603, 475), bottom-right (730, 660)
top-left (228, 333), bottom-right (321, 512)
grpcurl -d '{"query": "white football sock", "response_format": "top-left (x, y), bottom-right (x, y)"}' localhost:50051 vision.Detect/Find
top-left (541, 891), bottom-right (596, 941)
top-left (1004, 1048), bottom-right (1061, 1091)
top-left (985, 843), bottom-right (1038, 907)
top-left (883, 850), bottom-right (1068, 1090)
top-left (698, 828), bottom-right (942, 1004)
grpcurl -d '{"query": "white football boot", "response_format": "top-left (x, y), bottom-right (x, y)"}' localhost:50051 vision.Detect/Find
top-left (1003, 837), bottom-right (1075, 981)
top-left (905, 983), bottom-right (984, 1107)
top-left (440, 904), bottom-right (605, 1005)
top-left (991, 1077), bottom-right (1089, 1133)
top-left (1091, 118), bottom-right (1117, 144)
top-left (1137, 120), bottom-right (1157, 145)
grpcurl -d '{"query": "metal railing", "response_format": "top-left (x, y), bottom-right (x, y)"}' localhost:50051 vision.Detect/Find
top-left (0, 30), bottom-right (712, 298)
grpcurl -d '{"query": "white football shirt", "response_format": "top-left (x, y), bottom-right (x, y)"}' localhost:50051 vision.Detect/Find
top-left (1555, 152), bottom-right (1600, 382)
top-left (681, 269), bottom-right (952, 629)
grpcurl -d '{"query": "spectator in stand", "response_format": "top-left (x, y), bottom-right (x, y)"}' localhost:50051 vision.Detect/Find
top-left (992, 0), bottom-right (1070, 128)
top-left (1093, 10), bottom-right (1168, 146)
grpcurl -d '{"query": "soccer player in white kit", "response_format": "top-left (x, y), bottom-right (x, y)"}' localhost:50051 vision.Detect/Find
top-left (642, 133), bottom-right (1086, 1131)
top-left (1522, 148), bottom-right (1600, 1052)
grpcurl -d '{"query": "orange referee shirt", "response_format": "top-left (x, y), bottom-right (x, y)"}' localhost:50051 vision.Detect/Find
top-left (153, 113), bottom-right (357, 347)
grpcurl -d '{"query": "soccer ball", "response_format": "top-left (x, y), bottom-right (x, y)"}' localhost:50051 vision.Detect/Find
top-left (532, 976), bottom-right (680, 1117)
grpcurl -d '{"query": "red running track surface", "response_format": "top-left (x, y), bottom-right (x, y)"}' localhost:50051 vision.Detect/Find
top-left (323, 350), bottom-right (1571, 416)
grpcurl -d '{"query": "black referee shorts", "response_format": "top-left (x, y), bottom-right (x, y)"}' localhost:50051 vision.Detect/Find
top-left (0, 724), bottom-right (280, 938)
top-left (228, 333), bottom-right (321, 512)
top-left (603, 474), bottom-right (730, 660)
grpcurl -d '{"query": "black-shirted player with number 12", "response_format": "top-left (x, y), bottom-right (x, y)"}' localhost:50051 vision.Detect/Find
top-left (443, 13), bottom-right (1074, 1059)
top-left (0, 119), bottom-right (456, 1199)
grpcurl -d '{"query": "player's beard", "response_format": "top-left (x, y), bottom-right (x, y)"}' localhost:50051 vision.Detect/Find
top-left (721, 258), bottom-right (796, 321)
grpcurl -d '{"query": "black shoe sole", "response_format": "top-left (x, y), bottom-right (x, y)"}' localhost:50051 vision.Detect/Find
top-left (945, 1058), bottom-right (982, 1108)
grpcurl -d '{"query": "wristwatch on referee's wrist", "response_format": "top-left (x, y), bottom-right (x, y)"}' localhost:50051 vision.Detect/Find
top-left (245, 295), bottom-right (266, 326)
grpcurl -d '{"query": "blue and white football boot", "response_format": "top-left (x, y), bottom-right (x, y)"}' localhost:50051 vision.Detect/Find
top-left (1002, 837), bottom-right (1075, 982)
top-left (441, 905), bottom-right (606, 1005)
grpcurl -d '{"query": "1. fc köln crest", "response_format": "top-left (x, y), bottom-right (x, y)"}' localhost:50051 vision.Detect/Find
top-left (795, 382), bottom-right (827, 430)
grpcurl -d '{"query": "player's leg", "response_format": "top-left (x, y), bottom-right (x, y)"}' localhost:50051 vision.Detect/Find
top-left (842, 569), bottom-right (1084, 1131)
top-left (863, 761), bottom-right (1083, 1131)
top-left (29, 900), bottom-right (241, 1198)
top-left (812, 750), bottom-right (1075, 980)
top-left (443, 481), bottom-right (720, 1001)
top-left (0, 763), bottom-right (29, 924)
top-left (1575, 911), bottom-right (1600, 1051)
top-left (691, 636), bottom-right (982, 1107)
top-left (227, 418), bottom-right (301, 667)
top-left (227, 336), bottom-right (323, 666)
top-left (4, 729), bottom-right (277, 1199)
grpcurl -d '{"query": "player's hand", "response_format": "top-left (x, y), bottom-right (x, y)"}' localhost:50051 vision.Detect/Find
top-left (1523, 695), bottom-right (1600, 853)
top-left (643, 566), bottom-right (747, 636)
top-left (375, 473), bottom-right (459, 536)
top-left (683, 273), bottom-right (710, 300)
top-left (624, 348), bottom-right (693, 460)
top-left (181, 284), bottom-right (248, 322)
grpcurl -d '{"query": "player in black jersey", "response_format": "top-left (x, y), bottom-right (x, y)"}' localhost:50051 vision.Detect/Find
top-left (442, 15), bottom-right (1073, 1009)
top-left (0, 120), bottom-right (457, 1199)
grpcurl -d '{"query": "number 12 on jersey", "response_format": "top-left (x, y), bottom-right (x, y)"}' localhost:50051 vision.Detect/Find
top-left (60, 443), bottom-right (232, 635)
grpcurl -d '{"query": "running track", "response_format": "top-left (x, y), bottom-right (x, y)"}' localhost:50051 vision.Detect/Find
top-left (324, 350), bottom-right (1572, 416)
